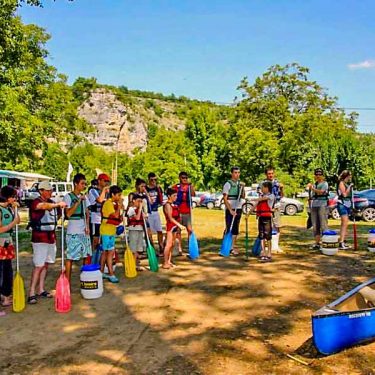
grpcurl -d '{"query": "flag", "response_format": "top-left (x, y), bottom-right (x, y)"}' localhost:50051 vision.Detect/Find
top-left (66, 163), bottom-right (73, 182)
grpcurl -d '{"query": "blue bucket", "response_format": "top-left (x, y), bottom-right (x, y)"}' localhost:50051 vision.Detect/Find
top-left (322, 230), bottom-right (337, 236)
top-left (81, 264), bottom-right (101, 272)
top-left (369, 229), bottom-right (375, 234)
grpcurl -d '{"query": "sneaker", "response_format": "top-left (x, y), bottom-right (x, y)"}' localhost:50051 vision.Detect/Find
top-left (108, 275), bottom-right (119, 283)
top-left (311, 244), bottom-right (321, 250)
top-left (339, 242), bottom-right (350, 250)
top-left (102, 273), bottom-right (110, 279)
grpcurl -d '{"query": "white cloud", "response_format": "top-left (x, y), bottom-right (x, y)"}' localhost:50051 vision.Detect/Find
top-left (348, 60), bottom-right (375, 70)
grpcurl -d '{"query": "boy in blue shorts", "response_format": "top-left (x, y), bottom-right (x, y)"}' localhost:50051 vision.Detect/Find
top-left (100, 185), bottom-right (123, 283)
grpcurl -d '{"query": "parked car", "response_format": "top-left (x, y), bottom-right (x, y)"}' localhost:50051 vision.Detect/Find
top-left (200, 195), bottom-right (216, 209)
top-left (354, 189), bottom-right (375, 222)
top-left (191, 191), bottom-right (211, 208)
top-left (215, 191), bottom-right (304, 216)
top-left (328, 192), bottom-right (370, 221)
top-left (23, 181), bottom-right (73, 206)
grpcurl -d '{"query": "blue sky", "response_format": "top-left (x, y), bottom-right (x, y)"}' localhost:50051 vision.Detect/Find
top-left (19, 0), bottom-right (375, 133)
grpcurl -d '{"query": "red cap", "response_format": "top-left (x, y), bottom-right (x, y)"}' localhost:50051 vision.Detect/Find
top-left (97, 173), bottom-right (111, 181)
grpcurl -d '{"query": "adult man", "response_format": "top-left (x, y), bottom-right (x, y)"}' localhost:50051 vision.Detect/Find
top-left (261, 167), bottom-right (284, 250)
top-left (172, 172), bottom-right (195, 253)
top-left (88, 173), bottom-right (110, 251)
top-left (222, 166), bottom-right (245, 256)
top-left (63, 173), bottom-right (91, 282)
top-left (146, 173), bottom-right (164, 255)
top-left (306, 168), bottom-right (329, 250)
top-left (28, 181), bottom-right (66, 304)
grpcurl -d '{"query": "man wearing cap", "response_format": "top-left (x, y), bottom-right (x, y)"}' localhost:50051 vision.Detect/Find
top-left (146, 173), bottom-right (164, 255)
top-left (306, 168), bottom-right (329, 250)
top-left (28, 181), bottom-right (67, 304)
top-left (88, 173), bottom-right (110, 252)
top-left (222, 167), bottom-right (245, 256)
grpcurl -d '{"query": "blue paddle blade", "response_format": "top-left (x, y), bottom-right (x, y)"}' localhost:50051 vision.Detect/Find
top-left (91, 244), bottom-right (103, 265)
top-left (189, 231), bottom-right (200, 260)
top-left (219, 232), bottom-right (233, 257)
top-left (252, 237), bottom-right (262, 257)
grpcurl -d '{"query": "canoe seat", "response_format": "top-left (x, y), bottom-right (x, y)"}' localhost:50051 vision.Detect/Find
top-left (359, 287), bottom-right (375, 308)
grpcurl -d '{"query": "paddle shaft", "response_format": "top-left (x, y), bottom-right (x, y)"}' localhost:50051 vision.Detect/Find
top-left (245, 214), bottom-right (249, 258)
top-left (15, 207), bottom-right (19, 272)
top-left (123, 215), bottom-right (129, 248)
top-left (351, 188), bottom-right (358, 251)
top-left (188, 184), bottom-right (194, 227)
top-left (141, 210), bottom-right (151, 248)
top-left (61, 209), bottom-right (65, 270)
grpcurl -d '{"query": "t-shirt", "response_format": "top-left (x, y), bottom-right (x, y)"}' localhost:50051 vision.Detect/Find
top-left (127, 207), bottom-right (144, 231)
top-left (172, 184), bottom-right (192, 214)
top-left (30, 198), bottom-right (58, 244)
top-left (257, 193), bottom-right (275, 213)
top-left (100, 199), bottom-right (117, 236)
top-left (222, 181), bottom-right (245, 210)
top-left (260, 179), bottom-right (282, 203)
top-left (63, 193), bottom-right (89, 235)
top-left (88, 188), bottom-right (102, 224)
top-left (311, 181), bottom-right (329, 208)
top-left (146, 186), bottom-right (163, 211)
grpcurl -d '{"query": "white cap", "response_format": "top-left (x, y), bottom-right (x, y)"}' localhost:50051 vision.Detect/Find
top-left (38, 181), bottom-right (53, 191)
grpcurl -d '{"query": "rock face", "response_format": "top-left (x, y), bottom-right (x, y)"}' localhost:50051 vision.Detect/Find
top-left (78, 88), bottom-right (185, 155)
top-left (78, 89), bottom-right (147, 155)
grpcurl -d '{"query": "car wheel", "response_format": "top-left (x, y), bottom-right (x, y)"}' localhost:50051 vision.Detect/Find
top-left (284, 204), bottom-right (297, 216)
top-left (362, 207), bottom-right (375, 222)
top-left (331, 208), bottom-right (340, 220)
top-left (220, 203), bottom-right (225, 210)
top-left (192, 201), bottom-right (197, 209)
top-left (206, 201), bottom-right (214, 210)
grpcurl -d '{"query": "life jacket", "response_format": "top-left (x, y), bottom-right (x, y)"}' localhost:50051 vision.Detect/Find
top-left (146, 186), bottom-right (163, 211)
top-left (128, 207), bottom-right (144, 227)
top-left (29, 197), bottom-right (57, 232)
top-left (101, 200), bottom-right (122, 226)
top-left (0, 206), bottom-right (14, 238)
top-left (175, 184), bottom-right (191, 207)
top-left (68, 192), bottom-right (85, 220)
top-left (88, 187), bottom-right (103, 213)
top-left (256, 199), bottom-right (273, 217)
top-left (226, 180), bottom-right (240, 201)
top-left (313, 182), bottom-right (329, 201)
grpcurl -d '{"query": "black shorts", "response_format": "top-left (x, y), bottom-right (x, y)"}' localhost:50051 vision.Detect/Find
top-left (89, 223), bottom-right (100, 238)
top-left (225, 209), bottom-right (242, 236)
top-left (258, 216), bottom-right (272, 241)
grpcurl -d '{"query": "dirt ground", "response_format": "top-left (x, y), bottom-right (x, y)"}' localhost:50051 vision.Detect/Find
top-left (1, 210), bottom-right (375, 375)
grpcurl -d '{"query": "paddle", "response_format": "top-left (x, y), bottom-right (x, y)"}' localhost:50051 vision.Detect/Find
top-left (242, 203), bottom-right (252, 259)
top-left (13, 207), bottom-right (25, 313)
top-left (252, 237), bottom-right (262, 257)
top-left (188, 185), bottom-right (199, 260)
top-left (55, 210), bottom-right (71, 313)
top-left (306, 188), bottom-right (313, 229)
top-left (219, 185), bottom-right (243, 257)
top-left (123, 217), bottom-right (137, 278)
top-left (142, 212), bottom-right (158, 272)
top-left (352, 187), bottom-right (358, 251)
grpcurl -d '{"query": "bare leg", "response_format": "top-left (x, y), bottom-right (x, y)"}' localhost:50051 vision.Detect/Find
top-left (65, 260), bottom-right (73, 283)
top-left (29, 266), bottom-right (44, 297)
top-left (37, 264), bottom-right (48, 294)
top-left (157, 231), bottom-right (164, 254)
top-left (163, 232), bottom-right (173, 268)
top-left (106, 250), bottom-right (115, 276)
top-left (339, 215), bottom-right (349, 243)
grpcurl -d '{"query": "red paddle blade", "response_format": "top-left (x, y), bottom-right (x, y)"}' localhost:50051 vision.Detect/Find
top-left (353, 222), bottom-right (358, 251)
top-left (55, 272), bottom-right (71, 313)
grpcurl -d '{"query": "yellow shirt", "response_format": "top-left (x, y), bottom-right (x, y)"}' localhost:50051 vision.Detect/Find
top-left (100, 199), bottom-right (117, 236)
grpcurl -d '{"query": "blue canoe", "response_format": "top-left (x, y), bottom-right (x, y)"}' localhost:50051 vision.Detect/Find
top-left (312, 277), bottom-right (375, 355)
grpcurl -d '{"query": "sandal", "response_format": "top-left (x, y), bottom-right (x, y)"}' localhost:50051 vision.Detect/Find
top-left (1, 301), bottom-right (12, 307)
top-left (136, 266), bottom-right (145, 272)
top-left (162, 265), bottom-right (171, 269)
top-left (38, 291), bottom-right (53, 298)
top-left (27, 295), bottom-right (38, 304)
top-left (230, 249), bottom-right (240, 256)
top-left (259, 256), bottom-right (268, 262)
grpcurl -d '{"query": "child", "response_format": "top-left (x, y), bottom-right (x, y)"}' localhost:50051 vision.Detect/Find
top-left (100, 185), bottom-right (123, 283)
top-left (63, 173), bottom-right (91, 283)
top-left (0, 186), bottom-right (20, 316)
top-left (126, 194), bottom-right (145, 271)
top-left (255, 181), bottom-right (275, 262)
top-left (163, 188), bottom-right (184, 269)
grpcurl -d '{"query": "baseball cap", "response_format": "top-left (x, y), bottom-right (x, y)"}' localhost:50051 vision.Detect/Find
top-left (97, 173), bottom-right (110, 181)
top-left (38, 181), bottom-right (53, 191)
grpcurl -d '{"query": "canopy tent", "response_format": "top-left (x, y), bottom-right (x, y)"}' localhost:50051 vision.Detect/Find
top-left (0, 170), bottom-right (52, 189)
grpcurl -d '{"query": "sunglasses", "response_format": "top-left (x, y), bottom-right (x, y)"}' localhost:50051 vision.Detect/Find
top-left (314, 173), bottom-right (323, 176)
top-left (150, 178), bottom-right (157, 181)
top-left (181, 176), bottom-right (188, 180)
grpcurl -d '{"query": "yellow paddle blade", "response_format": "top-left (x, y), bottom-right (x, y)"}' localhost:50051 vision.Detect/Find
top-left (13, 272), bottom-right (25, 313)
top-left (124, 247), bottom-right (137, 278)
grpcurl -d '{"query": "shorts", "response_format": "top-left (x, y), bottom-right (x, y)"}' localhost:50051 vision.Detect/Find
top-left (258, 216), bottom-right (272, 241)
top-left (337, 202), bottom-right (351, 217)
top-left (148, 211), bottom-right (163, 233)
top-left (101, 235), bottom-right (116, 251)
top-left (225, 209), bottom-right (242, 236)
top-left (66, 234), bottom-right (92, 261)
top-left (89, 222), bottom-right (100, 238)
top-left (128, 230), bottom-right (144, 254)
top-left (180, 213), bottom-right (191, 228)
top-left (32, 243), bottom-right (56, 267)
top-left (272, 206), bottom-right (281, 228)
top-left (311, 206), bottom-right (328, 237)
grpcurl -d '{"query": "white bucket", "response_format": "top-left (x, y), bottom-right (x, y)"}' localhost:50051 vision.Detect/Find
top-left (80, 264), bottom-right (103, 299)
top-left (368, 229), bottom-right (375, 253)
top-left (271, 230), bottom-right (280, 252)
top-left (321, 230), bottom-right (339, 256)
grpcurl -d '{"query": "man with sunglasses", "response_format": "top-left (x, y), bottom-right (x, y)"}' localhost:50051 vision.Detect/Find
top-left (306, 168), bottom-right (329, 250)
top-left (146, 172), bottom-right (164, 255)
top-left (172, 172), bottom-right (195, 253)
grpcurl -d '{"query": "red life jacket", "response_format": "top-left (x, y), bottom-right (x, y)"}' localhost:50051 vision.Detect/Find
top-left (256, 200), bottom-right (273, 217)
top-left (101, 200), bottom-right (122, 226)
top-left (128, 207), bottom-right (144, 227)
top-left (164, 202), bottom-right (180, 231)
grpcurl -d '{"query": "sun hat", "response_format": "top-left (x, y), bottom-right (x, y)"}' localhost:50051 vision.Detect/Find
top-left (39, 181), bottom-right (53, 190)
